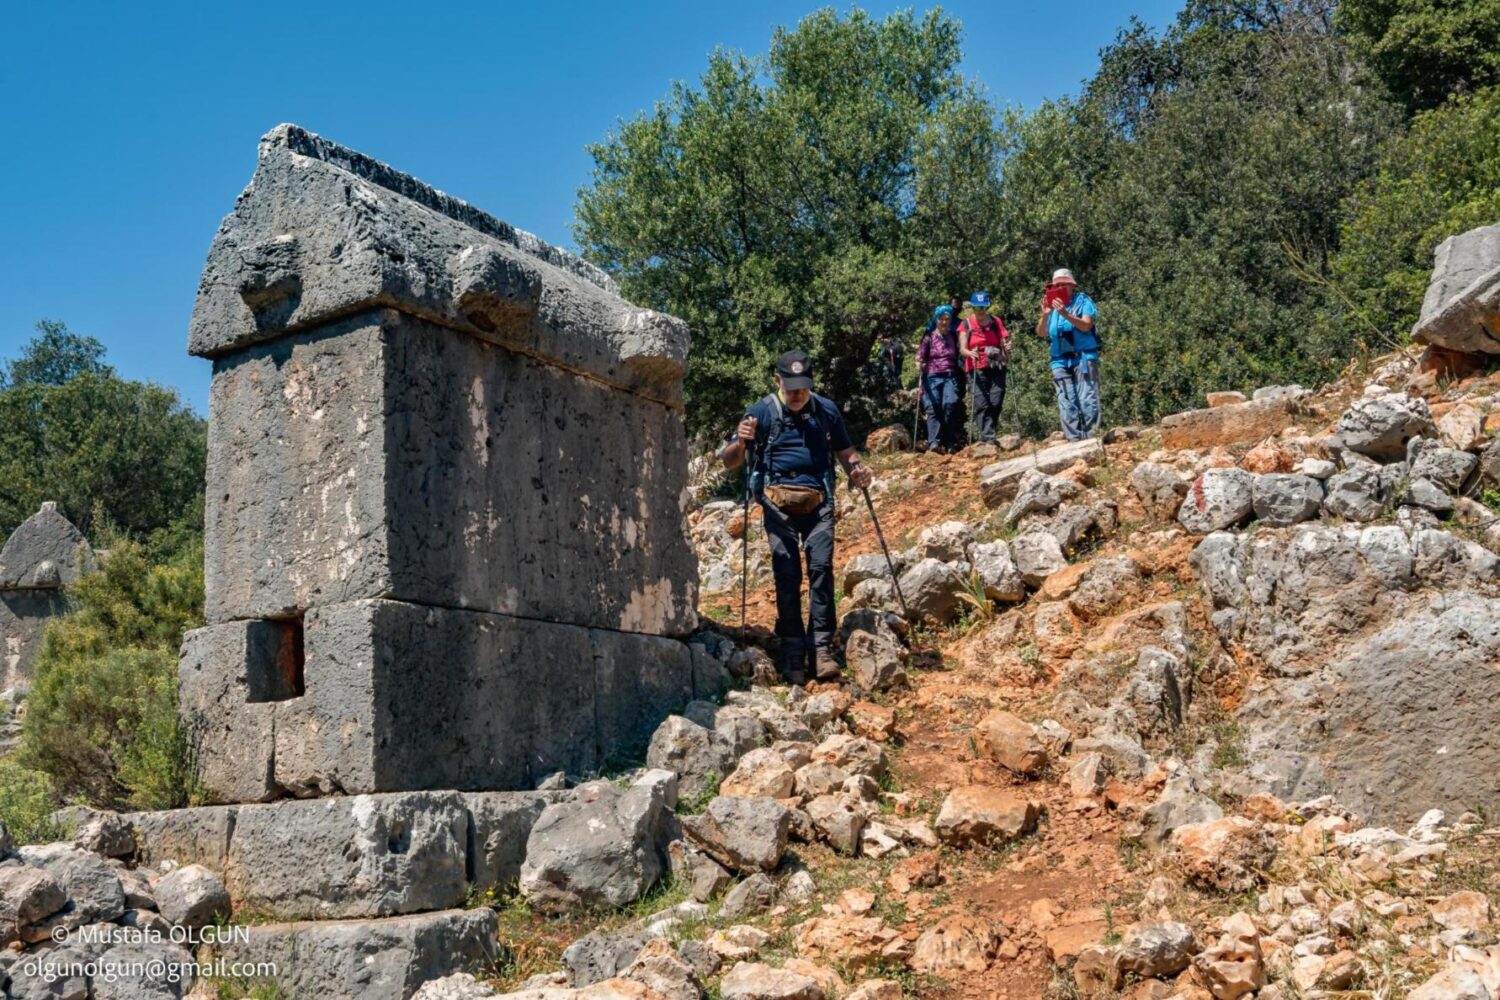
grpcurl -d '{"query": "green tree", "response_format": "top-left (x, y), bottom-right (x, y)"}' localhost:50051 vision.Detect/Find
top-left (1340, 0), bottom-right (1500, 112)
top-left (0, 326), bottom-right (205, 541)
top-left (1330, 85), bottom-right (1500, 339)
top-left (576, 8), bottom-right (1002, 434)
top-left (3, 320), bottom-right (113, 388)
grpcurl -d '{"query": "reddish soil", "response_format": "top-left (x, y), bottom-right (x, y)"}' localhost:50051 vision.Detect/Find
top-left (728, 441), bottom-right (1160, 998)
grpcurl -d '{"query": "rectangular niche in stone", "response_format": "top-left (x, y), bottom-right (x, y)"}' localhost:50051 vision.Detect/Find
top-left (180, 124), bottom-right (700, 803)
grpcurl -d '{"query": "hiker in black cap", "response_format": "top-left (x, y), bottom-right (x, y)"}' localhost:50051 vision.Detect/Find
top-left (720, 350), bottom-right (872, 683)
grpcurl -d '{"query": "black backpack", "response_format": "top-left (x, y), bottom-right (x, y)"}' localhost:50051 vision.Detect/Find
top-left (750, 393), bottom-right (837, 497)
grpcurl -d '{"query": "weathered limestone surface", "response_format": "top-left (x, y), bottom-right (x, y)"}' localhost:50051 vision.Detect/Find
top-left (126, 790), bottom-right (557, 919)
top-left (461, 791), bottom-right (559, 889)
top-left (1193, 524), bottom-right (1500, 822)
top-left (190, 125), bottom-right (678, 394)
top-left (211, 907), bottom-right (499, 1000)
top-left (0, 503), bottom-right (95, 690)
top-left (180, 125), bottom-right (700, 801)
top-left (1412, 222), bottom-right (1500, 355)
top-left (979, 439), bottom-right (1104, 507)
top-left (203, 312), bottom-right (696, 633)
top-left (1159, 398), bottom-right (1298, 450)
top-left (181, 602), bottom-right (696, 799)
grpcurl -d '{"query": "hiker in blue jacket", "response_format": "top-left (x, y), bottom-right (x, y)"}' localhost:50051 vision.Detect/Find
top-left (720, 350), bottom-right (872, 683)
top-left (1035, 268), bottom-right (1101, 440)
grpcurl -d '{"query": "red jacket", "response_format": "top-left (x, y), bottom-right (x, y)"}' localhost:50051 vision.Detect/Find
top-left (960, 313), bottom-right (1009, 372)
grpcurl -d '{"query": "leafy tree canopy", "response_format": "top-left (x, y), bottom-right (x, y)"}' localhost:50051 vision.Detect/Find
top-left (3, 320), bottom-right (113, 388)
top-left (0, 323), bottom-right (205, 541)
top-left (1340, 0), bottom-right (1500, 112)
top-left (576, 8), bottom-right (1003, 435)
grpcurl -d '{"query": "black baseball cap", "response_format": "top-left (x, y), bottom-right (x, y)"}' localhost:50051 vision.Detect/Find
top-left (776, 350), bottom-right (815, 390)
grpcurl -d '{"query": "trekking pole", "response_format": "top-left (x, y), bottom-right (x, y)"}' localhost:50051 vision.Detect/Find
top-left (858, 485), bottom-right (912, 624)
top-left (912, 384), bottom-right (922, 452)
top-left (741, 440), bottom-right (755, 634)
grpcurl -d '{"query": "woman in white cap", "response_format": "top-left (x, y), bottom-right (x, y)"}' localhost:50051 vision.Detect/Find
top-left (1035, 268), bottom-right (1100, 440)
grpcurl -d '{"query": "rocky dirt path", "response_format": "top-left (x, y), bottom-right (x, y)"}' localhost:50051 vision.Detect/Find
top-left (725, 444), bottom-right (1150, 998)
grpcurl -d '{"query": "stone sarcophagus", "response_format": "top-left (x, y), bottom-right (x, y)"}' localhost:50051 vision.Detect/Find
top-left (181, 124), bottom-right (700, 803)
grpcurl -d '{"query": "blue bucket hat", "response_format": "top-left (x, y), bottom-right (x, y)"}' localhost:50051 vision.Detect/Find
top-left (970, 291), bottom-right (991, 308)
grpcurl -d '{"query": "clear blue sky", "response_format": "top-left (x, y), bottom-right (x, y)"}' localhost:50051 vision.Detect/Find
top-left (0, 0), bottom-right (1179, 414)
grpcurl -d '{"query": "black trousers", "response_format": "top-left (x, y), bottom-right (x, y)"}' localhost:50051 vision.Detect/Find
top-left (971, 366), bottom-right (1007, 442)
top-left (761, 497), bottom-right (836, 651)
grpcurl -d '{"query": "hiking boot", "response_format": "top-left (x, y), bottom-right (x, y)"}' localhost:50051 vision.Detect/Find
top-left (778, 643), bottom-right (807, 686)
top-left (812, 648), bottom-right (842, 682)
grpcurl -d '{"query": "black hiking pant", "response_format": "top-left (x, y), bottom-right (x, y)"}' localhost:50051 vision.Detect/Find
top-left (971, 366), bottom-right (1007, 442)
top-left (761, 495), bottom-right (836, 654)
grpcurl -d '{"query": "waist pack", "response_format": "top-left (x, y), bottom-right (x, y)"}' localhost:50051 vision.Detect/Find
top-left (763, 484), bottom-right (826, 516)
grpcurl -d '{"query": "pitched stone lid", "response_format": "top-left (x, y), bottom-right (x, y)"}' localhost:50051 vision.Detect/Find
top-left (263, 124), bottom-right (617, 296)
top-left (188, 124), bottom-right (688, 405)
top-left (0, 501), bottom-right (96, 589)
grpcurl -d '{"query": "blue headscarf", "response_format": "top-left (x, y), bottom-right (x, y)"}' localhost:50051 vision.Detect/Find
top-left (932, 304), bottom-right (954, 322)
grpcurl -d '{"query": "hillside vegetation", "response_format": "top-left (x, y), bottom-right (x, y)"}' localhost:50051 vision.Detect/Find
top-left (576, 0), bottom-right (1500, 439)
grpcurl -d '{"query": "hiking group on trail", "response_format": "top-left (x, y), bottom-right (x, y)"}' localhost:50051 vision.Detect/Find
top-left (723, 268), bottom-right (1098, 684)
top-left (915, 268), bottom-right (1100, 448)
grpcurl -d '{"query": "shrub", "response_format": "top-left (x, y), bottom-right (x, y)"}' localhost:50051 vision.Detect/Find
top-left (0, 757), bottom-right (67, 845)
top-left (19, 534), bottom-right (204, 810)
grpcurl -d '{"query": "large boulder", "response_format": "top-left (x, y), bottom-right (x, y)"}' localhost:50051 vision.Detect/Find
top-left (1169, 817), bottom-right (1277, 893)
top-left (1130, 462), bottom-right (1190, 521)
top-left (721, 749), bottom-right (797, 800)
top-left (1005, 470), bottom-right (1078, 525)
top-left (910, 915), bottom-right (1004, 975)
top-left (1009, 531), bottom-right (1067, 588)
top-left (1411, 221), bottom-right (1500, 355)
top-left (681, 796), bottom-right (790, 873)
top-left (0, 863), bottom-right (67, 946)
top-left (1068, 556), bottom-right (1143, 620)
top-left (1177, 468), bottom-right (1255, 534)
top-left (1251, 473), bottom-right (1323, 527)
top-left (914, 521), bottom-right (974, 563)
top-left (15, 843), bottom-right (126, 929)
top-left (156, 863), bottom-right (231, 929)
top-left (805, 795), bottom-right (867, 855)
top-left (934, 787), bottom-right (1039, 846)
top-left (721, 961), bottom-right (824, 1000)
top-left (979, 439), bottom-right (1103, 507)
top-left (975, 711), bottom-right (1047, 775)
top-left (843, 628), bottom-right (906, 692)
top-left (968, 540), bottom-right (1026, 602)
top-left (519, 774), bottom-right (673, 913)
top-left (1112, 922), bottom-right (1198, 984)
top-left (841, 554), bottom-right (892, 598)
top-left (865, 425), bottom-right (911, 454)
top-left (1337, 393), bottom-right (1437, 461)
top-left (1321, 466), bottom-right (1386, 522)
top-left (646, 715), bottom-right (734, 803)
top-left (1410, 443), bottom-right (1479, 494)
top-left (1194, 522), bottom-right (1500, 823)
top-left (562, 928), bottom-right (650, 986)
top-left (896, 558), bottom-right (965, 624)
